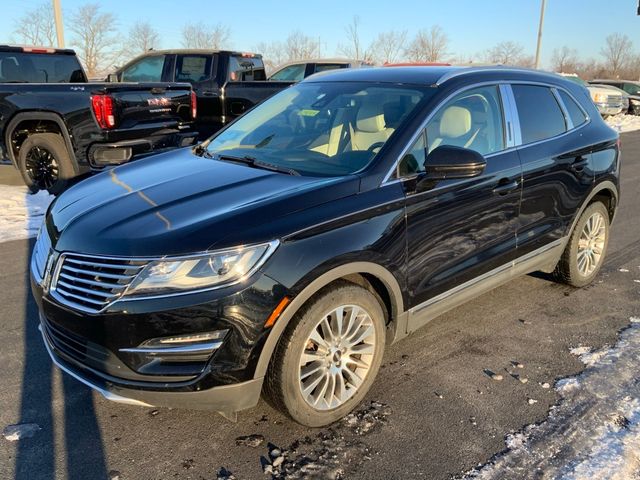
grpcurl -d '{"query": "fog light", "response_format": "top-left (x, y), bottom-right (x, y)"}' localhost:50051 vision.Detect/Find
top-left (119, 329), bottom-right (228, 361)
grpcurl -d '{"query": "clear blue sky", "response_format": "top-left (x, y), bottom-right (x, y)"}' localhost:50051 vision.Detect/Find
top-left (1, 0), bottom-right (639, 67)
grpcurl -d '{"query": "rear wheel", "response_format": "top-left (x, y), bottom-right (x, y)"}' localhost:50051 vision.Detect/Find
top-left (18, 133), bottom-right (76, 195)
top-left (264, 281), bottom-right (386, 427)
top-left (554, 202), bottom-right (610, 287)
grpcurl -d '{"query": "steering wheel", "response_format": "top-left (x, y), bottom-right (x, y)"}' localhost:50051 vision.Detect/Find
top-left (367, 142), bottom-right (386, 154)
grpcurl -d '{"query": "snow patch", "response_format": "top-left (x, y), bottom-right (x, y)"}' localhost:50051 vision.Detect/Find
top-left (606, 114), bottom-right (640, 133)
top-left (0, 185), bottom-right (53, 243)
top-left (462, 316), bottom-right (640, 480)
top-left (2, 423), bottom-right (41, 441)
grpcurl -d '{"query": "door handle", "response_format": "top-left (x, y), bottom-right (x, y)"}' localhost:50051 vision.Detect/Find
top-left (569, 156), bottom-right (588, 172)
top-left (492, 179), bottom-right (519, 196)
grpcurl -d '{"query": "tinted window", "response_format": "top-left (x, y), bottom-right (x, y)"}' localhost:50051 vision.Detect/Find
top-left (512, 85), bottom-right (566, 144)
top-left (228, 56), bottom-right (266, 81)
top-left (559, 90), bottom-right (587, 127)
top-left (122, 55), bottom-right (164, 82)
top-left (270, 64), bottom-right (306, 82)
top-left (313, 63), bottom-right (348, 74)
top-left (0, 52), bottom-right (85, 83)
top-left (175, 54), bottom-right (212, 82)
top-left (623, 83), bottom-right (640, 96)
top-left (398, 131), bottom-right (427, 177)
top-left (425, 85), bottom-right (505, 156)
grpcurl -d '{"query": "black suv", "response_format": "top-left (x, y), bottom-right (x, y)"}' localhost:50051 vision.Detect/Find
top-left (31, 66), bottom-right (620, 426)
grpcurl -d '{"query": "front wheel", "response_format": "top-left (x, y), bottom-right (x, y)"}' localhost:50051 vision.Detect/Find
top-left (554, 201), bottom-right (610, 287)
top-left (264, 281), bottom-right (386, 427)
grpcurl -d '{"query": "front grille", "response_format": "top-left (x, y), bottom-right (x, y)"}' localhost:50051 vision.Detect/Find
top-left (51, 253), bottom-right (147, 313)
top-left (607, 95), bottom-right (622, 106)
top-left (32, 229), bottom-right (52, 282)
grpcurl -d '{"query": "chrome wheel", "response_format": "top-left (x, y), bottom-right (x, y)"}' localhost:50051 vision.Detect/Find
top-left (25, 146), bottom-right (59, 191)
top-left (577, 211), bottom-right (606, 277)
top-left (298, 304), bottom-right (377, 410)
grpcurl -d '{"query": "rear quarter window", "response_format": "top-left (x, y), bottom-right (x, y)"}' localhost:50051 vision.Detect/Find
top-left (558, 90), bottom-right (587, 127)
top-left (512, 85), bottom-right (566, 144)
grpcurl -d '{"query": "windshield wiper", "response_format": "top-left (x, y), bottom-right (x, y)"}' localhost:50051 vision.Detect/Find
top-left (216, 153), bottom-right (300, 176)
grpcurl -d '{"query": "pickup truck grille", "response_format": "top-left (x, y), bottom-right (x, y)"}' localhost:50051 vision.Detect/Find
top-left (51, 253), bottom-right (147, 313)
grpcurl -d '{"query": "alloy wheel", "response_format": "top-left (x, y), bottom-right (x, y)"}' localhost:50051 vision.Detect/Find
top-left (25, 146), bottom-right (59, 191)
top-left (298, 304), bottom-right (377, 410)
top-left (577, 211), bottom-right (606, 277)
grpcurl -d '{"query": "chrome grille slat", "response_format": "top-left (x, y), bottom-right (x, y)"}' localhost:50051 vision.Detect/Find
top-left (57, 272), bottom-right (126, 290)
top-left (51, 253), bottom-right (149, 313)
top-left (60, 265), bottom-right (137, 280)
top-left (56, 280), bottom-right (118, 298)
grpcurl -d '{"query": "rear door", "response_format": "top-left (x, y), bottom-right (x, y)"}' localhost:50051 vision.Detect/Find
top-left (511, 84), bottom-right (594, 258)
top-left (402, 84), bottom-right (522, 316)
top-left (174, 53), bottom-right (218, 125)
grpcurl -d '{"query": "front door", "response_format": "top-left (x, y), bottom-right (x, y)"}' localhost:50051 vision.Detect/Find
top-left (398, 85), bottom-right (522, 329)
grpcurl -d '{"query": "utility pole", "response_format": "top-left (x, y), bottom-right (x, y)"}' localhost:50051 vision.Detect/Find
top-left (52, 0), bottom-right (65, 48)
top-left (534, 0), bottom-right (547, 69)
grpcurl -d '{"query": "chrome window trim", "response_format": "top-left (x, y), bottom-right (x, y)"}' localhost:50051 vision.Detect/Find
top-left (551, 87), bottom-right (574, 130)
top-left (499, 84), bottom-right (522, 147)
top-left (383, 79), bottom-right (593, 184)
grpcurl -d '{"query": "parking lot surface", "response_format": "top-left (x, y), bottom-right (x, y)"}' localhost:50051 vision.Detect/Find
top-left (0, 132), bottom-right (639, 479)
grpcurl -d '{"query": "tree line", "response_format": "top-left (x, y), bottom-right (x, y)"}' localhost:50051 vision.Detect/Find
top-left (12, 3), bottom-right (640, 81)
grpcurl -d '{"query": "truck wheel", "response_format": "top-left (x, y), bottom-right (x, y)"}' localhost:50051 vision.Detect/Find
top-left (18, 133), bottom-right (76, 195)
top-left (264, 281), bottom-right (386, 427)
top-left (554, 202), bottom-right (610, 287)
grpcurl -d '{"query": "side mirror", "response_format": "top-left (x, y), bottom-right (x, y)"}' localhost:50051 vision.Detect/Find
top-left (106, 73), bottom-right (119, 83)
top-left (423, 145), bottom-right (486, 180)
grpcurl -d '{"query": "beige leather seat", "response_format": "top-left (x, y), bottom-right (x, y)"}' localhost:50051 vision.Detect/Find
top-left (429, 105), bottom-right (480, 152)
top-left (350, 103), bottom-right (394, 151)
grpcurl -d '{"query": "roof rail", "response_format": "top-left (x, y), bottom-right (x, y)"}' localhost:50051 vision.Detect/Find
top-left (435, 66), bottom-right (542, 86)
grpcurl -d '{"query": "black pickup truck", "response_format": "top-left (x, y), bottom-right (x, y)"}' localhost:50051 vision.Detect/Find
top-left (109, 50), bottom-right (292, 137)
top-left (0, 45), bottom-right (197, 194)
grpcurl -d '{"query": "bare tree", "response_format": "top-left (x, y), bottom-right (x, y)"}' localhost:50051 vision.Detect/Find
top-left (485, 41), bottom-right (527, 65)
top-left (283, 31), bottom-right (320, 62)
top-left (369, 30), bottom-right (408, 65)
top-left (181, 22), bottom-right (230, 50)
top-left (338, 16), bottom-right (371, 61)
top-left (254, 41), bottom-right (288, 74)
top-left (601, 33), bottom-right (633, 77)
top-left (12, 2), bottom-right (56, 46)
top-left (127, 21), bottom-right (160, 56)
top-left (551, 46), bottom-right (579, 73)
top-left (68, 3), bottom-right (118, 77)
top-left (405, 26), bottom-right (450, 63)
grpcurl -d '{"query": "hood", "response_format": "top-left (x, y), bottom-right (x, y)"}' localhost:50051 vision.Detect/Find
top-left (49, 148), bottom-right (359, 256)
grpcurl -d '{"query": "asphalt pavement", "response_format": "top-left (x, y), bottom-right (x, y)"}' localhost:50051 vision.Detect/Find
top-left (0, 132), bottom-right (639, 480)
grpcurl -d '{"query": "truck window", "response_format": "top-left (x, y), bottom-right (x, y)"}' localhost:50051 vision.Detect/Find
top-left (313, 63), bottom-right (348, 74)
top-left (175, 54), bottom-right (213, 83)
top-left (270, 64), bottom-right (306, 82)
top-left (0, 52), bottom-right (85, 83)
top-left (121, 55), bottom-right (165, 82)
top-left (228, 56), bottom-right (266, 81)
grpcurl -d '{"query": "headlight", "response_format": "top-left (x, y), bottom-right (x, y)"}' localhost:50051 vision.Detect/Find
top-left (124, 241), bottom-right (278, 297)
top-left (592, 93), bottom-right (607, 103)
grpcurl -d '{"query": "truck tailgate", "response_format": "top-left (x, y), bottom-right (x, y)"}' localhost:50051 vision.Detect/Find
top-left (100, 82), bottom-right (193, 128)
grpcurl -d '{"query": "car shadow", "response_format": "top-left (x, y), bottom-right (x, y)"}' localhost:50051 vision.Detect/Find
top-left (13, 226), bottom-right (108, 478)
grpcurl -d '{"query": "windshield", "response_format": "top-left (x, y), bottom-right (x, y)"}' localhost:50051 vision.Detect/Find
top-left (206, 82), bottom-right (433, 176)
top-left (0, 52), bottom-right (85, 83)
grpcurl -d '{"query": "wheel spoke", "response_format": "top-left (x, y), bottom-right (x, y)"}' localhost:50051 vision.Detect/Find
top-left (300, 360), bottom-right (324, 380)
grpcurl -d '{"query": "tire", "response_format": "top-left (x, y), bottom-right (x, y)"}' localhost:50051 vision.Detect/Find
top-left (18, 133), bottom-right (76, 195)
top-left (264, 281), bottom-right (386, 427)
top-left (554, 201), bottom-right (610, 287)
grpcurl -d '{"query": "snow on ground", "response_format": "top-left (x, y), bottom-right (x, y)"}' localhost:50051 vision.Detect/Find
top-left (0, 185), bottom-right (54, 243)
top-left (463, 316), bottom-right (640, 480)
top-left (606, 114), bottom-right (640, 133)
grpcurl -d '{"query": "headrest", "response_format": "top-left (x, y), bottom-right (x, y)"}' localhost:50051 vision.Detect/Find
top-left (439, 105), bottom-right (471, 138)
top-left (356, 103), bottom-right (386, 133)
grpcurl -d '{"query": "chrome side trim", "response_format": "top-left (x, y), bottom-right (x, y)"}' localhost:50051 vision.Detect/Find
top-left (501, 84), bottom-right (523, 146)
top-left (552, 87), bottom-right (574, 130)
top-left (39, 323), bottom-right (154, 408)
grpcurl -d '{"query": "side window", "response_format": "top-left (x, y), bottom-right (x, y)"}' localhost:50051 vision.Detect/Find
top-left (425, 85), bottom-right (505, 156)
top-left (623, 83), bottom-right (640, 96)
top-left (175, 55), bottom-right (212, 83)
top-left (512, 85), bottom-right (566, 144)
top-left (313, 63), bottom-right (347, 74)
top-left (228, 56), bottom-right (267, 81)
top-left (270, 64), bottom-right (306, 82)
top-left (558, 90), bottom-right (587, 127)
top-left (397, 131), bottom-right (427, 177)
top-left (121, 55), bottom-right (165, 82)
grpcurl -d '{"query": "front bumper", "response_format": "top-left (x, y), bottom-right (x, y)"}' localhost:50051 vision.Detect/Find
top-left (39, 318), bottom-right (263, 412)
top-left (594, 102), bottom-right (623, 116)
